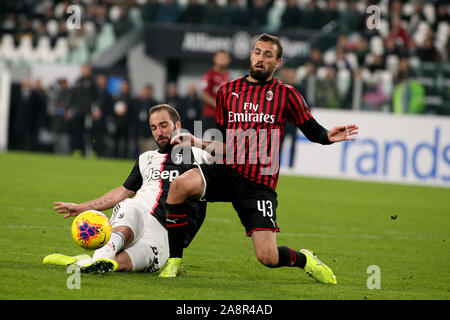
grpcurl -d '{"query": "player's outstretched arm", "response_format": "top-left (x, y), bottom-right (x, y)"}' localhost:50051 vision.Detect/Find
top-left (327, 124), bottom-right (359, 143)
top-left (53, 186), bottom-right (135, 218)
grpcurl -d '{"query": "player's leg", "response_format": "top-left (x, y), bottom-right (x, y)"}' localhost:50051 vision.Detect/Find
top-left (251, 230), bottom-right (336, 284)
top-left (81, 199), bottom-right (144, 273)
top-left (251, 230), bottom-right (305, 268)
top-left (166, 168), bottom-right (205, 203)
top-left (123, 215), bottom-right (170, 273)
top-left (160, 168), bottom-right (205, 277)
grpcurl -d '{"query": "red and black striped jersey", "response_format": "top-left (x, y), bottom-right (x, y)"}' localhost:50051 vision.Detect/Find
top-left (215, 75), bottom-right (330, 190)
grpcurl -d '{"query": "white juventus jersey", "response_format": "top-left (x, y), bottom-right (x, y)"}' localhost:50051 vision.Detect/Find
top-left (122, 147), bottom-right (212, 226)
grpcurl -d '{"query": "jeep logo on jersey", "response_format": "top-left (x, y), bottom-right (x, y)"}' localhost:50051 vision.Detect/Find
top-left (146, 168), bottom-right (180, 182)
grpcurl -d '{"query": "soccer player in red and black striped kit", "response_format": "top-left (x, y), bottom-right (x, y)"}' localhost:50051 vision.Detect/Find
top-left (161, 33), bottom-right (358, 283)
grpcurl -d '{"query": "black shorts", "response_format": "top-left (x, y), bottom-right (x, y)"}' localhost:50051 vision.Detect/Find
top-left (198, 164), bottom-right (279, 236)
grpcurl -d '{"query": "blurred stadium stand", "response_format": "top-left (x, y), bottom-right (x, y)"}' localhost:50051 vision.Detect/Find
top-left (0, 0), bottom-right (449, 157)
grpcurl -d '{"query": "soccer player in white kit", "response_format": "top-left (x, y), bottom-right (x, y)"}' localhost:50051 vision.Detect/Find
top-left (47, 104), bottom-right (212, 273)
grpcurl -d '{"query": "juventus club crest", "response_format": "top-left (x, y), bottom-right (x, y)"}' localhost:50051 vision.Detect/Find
top-left (174, 153), bottom-right (183, 165)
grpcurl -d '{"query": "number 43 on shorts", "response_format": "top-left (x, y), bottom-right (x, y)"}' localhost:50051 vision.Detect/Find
top-left (257, 200), bottom-right (273, 217)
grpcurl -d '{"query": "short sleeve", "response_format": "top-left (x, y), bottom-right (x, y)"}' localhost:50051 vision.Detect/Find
top-left (286, 85), bottom-right (314, 126)
top-left (122, 160), bottom-right (143, 192)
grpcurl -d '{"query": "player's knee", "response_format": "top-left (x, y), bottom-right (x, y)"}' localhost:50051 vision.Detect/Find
top-left (169, 175), bottom-right (188, 196)
top-left (169, 170), bottom-right (202, 200)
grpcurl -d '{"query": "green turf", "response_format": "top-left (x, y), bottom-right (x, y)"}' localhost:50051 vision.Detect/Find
top-left (0, 151), bottom-right (448, 300)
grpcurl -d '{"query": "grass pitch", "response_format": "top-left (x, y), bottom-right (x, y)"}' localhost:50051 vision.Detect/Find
top-left (0, 151), bottom-right (448, 300)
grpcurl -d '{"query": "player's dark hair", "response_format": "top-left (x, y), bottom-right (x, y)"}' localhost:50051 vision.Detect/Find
top-left (149, 104), bottom-right (181, 125)
top-left (253, 33), bottom-right (283, 59)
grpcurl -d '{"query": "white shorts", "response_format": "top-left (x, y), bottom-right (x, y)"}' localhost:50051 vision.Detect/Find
top-left (110, 198), bottom-right (169, 272)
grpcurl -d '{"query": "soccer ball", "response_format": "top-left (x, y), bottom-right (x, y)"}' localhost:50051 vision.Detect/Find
top-left (71, 210), bottom-right (111, 250)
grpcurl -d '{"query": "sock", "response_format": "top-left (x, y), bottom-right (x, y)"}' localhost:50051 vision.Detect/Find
top-left (92, 231), bottom-right (125, 261)
top-left (276, 246), bottom-right (307, 269)
top-left (165, 202), bottom-right (190, 258)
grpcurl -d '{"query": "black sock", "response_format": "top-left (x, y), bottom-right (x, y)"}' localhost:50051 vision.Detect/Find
top-left (276, 246), bottom-right (307, 268)
top-left (165, 202), bottom-right (190, 258)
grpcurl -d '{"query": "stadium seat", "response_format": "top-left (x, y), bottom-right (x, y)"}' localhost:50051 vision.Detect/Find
top-left (345, 52), bottom-right (358, 70)
top-left (323, 50), bottom-right (336, 65)
top-left (53, 37), bottom-right (69, 63)
top-left (265, 0), bottom-right (285, 32)
top-left (0, 34), bottom-right (17, 61)
top-left (16, 35), bottom-right (36, 64)
top-left (109, 5), bottom-right (122, 22)
top-left (35, 36), bottom-right (55, 63)
top-left (336, 68), bottom-right (351, 99)
top-left (385, 54), bottom-right (399, 74)
top-left (370, 36), bottom-right (384, 56)
top-left (46, 19), bottom-right (60, 39)
top-left (129, 7), bottom-right (143, 30)
top-left (316, 66), bottom-right (328, 80)
top-left (68, 39), bottom-right (90, 64)
top-left (91, 23), bottom-right (116, 61)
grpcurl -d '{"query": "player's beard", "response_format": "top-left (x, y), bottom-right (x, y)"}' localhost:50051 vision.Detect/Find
top-left (156, 136), bottom-right (172, 153)
top-left (249, 63), bottom-right (274, 82)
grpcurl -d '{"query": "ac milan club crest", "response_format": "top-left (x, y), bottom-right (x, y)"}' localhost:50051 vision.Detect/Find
top-left (266, 90), bottom-right (273, 101)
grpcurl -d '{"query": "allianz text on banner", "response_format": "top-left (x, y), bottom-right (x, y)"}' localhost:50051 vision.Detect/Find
top-left (292, 109), bottom-right (450, 187)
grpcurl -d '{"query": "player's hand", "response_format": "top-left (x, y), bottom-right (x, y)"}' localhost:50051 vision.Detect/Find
top-left (53, 202), bottom-right (81, 218)
top-left (328, 124), bottom-right (358, 142)
top-left (171, 133), bottom-right (196, 148)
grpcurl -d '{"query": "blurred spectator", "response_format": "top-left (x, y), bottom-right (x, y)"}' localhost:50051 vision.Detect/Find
top-left (362, 82), bottom-right (389, 111)
top-left (178, 0), bottom-right (204, 24)
top-left (366, 54), bottom-right (386, 73)
top-left (52, 79), bottom-right (71, 154)
top-left (393, 57), bottom-right (425, 114)
top-left (156, 0), bottom-right (181, 24)
top-left (405, 1), bottom-right (426, 33)
top-left (338, 0), bottom-right (363, 34)
top-left (202, 0), bottom-right (222, 25)
top-left (281, 0), bottom-right (301, 30)
top-left (433, 2), bottom-right (450, 31)
top-left (223, 0), bottom-right (249, 27)
top-left (165, 82), bottom-right (182, 110)
top-left (309, 47), bottom-right (325, 69)
top-left (352, 37), bottom-right (370, 68)
top-left (90, 74), bottom-right (113, 157)
top-left (247, 0), bottom-right (274, 28)
top-left (133, 84), bottom-right (159, 154)
top-left (278, 67), bottom-right (298, 169)
top-left (386, 16), bottom-right (409, 48)
top-left (301, 0), bottom-right (322, 30)
top-left (417, 31), bottom-right (442, 62)
top-left (31, 79), bottom-right (51, 152)
top-left (179, 83), bottom-right (203, 136)
top-left (320, 0), bottom-right (339, 27)
top-left (141, 0), bottom-right (160, 23)
top-left (11, 78), bottom-right (34, 151)
top-left (201, 50), bottom-right (230, 133)
top-left (315, 67), bottom-right (340, 109)
top-left (67, 64), bottom-right (97, 156)
top-left (333, 47), bottom-right (352, 71)
top-left (112, 80), bottom-right (131, 158)
top-left (113, 6), bottom-right (132, 37)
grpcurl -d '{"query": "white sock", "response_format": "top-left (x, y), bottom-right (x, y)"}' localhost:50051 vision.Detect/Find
top-left (92, 231), bottom-right (125, 261)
